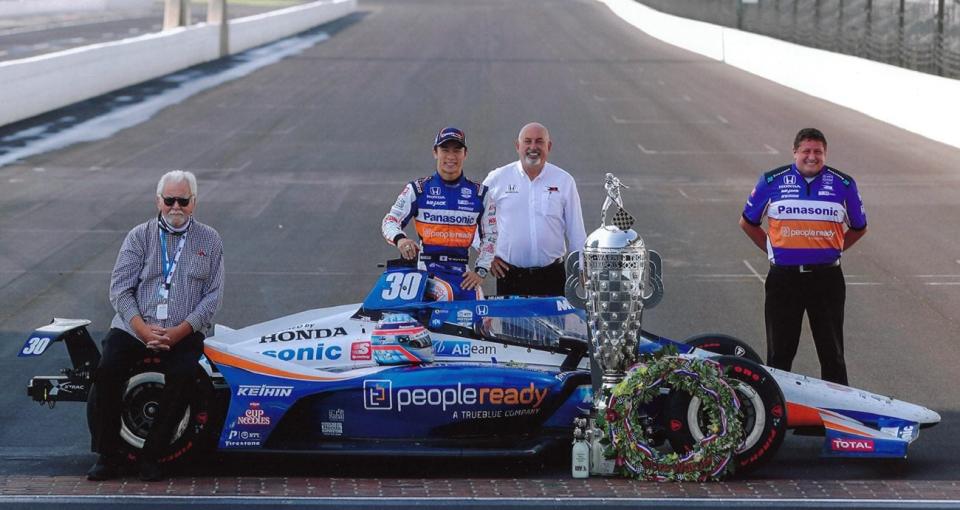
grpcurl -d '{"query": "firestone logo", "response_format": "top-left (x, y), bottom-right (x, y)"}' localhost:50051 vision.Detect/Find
top-left (830, 438), bottom-right (875, 452)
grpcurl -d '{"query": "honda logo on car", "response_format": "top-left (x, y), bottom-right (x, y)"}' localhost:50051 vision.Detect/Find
top-left (831, 438), bottom-right (875, 452)
top-left (363, 381), bottom-right (549, 412)
top-left (259, 327), bottom-right (347, 343)
top-left (237, 384), bottom-right (293, 397)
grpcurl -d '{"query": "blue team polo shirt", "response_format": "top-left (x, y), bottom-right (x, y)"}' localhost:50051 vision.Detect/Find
top-left (742, 164), bottom-right (867, 265)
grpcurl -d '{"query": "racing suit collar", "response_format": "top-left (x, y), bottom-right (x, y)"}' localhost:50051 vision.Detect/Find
top-left (434, 171), bottom-right (466, 186)
top-left (791, 163), bottom-right (823, 180)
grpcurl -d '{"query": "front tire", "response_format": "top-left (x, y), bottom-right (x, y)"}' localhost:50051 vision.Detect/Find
top-left (87, 356), bottom-right (216, 465)
top-left (684, 333), bottom-right (763, 364)
top-left (664, 355), bottom-right (786, 475)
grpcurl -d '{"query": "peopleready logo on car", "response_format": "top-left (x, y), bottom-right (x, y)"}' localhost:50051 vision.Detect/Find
top-left (363, 380), bottom-right (548, 412)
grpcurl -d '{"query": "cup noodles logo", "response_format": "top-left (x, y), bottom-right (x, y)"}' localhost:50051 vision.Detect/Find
top-left (830, 438), bottom-right (875, 452)
top-left (236, 402), bottom-right (271, 426)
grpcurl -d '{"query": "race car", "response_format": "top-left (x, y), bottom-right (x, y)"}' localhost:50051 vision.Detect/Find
top-left (20, 259), bottom-right (940, 474)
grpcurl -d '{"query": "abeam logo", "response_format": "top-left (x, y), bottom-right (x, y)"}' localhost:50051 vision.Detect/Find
top-left (830, 438), bottom-right (875, 452)
top-left (434, 340), bottom-right (496, 358)
top-left (237, 385), bottom-right (293, 397)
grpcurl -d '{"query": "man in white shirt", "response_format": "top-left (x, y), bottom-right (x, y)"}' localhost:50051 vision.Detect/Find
top-left (483, 122), bottom-right (586, 296)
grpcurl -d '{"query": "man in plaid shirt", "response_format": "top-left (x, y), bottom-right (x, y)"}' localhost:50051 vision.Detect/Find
top-left (87, 170), bottom-right (224, 482)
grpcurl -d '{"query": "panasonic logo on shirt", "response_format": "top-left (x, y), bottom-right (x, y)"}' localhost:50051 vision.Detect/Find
top-left (419, 210), bottom-right (478, 224)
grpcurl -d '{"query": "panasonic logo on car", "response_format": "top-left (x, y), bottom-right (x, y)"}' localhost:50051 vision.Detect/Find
top-left (262, 343), bottom-right (342, 361)
top-left (237, 384), bottom-right (293, 397)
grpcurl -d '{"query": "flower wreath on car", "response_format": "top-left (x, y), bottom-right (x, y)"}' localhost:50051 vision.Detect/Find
top-left (596, 351), bottom-right (744, 481)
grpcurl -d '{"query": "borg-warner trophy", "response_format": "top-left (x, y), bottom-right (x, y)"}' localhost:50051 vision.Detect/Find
top-left (566, 173), bottom-right (663, 477)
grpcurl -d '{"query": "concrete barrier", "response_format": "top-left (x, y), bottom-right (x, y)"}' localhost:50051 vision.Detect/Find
top-left (599, 0), bottom-right (960, 150)
top-left (0, 0), bottom-right (152, 17)
top-left (0, 0), bottom-right (356, 127)
top-left (230, 0), bottom-right (355, 54)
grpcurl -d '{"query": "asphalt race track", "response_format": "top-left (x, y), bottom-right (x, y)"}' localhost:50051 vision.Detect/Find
top-left (1, 0), bottom-right (959, 506)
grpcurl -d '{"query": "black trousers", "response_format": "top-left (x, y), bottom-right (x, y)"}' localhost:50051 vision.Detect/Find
top-left (764, 265), bottom-right (847, 385)
top-left (496, 260), bottom-right (566, 297)
top-left (90, 328), bottom-right (204, 461)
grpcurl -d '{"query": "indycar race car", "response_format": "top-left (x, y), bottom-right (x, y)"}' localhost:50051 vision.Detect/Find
top-left (20, 259), bottom-right (940, 475)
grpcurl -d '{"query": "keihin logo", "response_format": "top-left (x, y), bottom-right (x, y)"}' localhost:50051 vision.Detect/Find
top-left (830, 438), bottom-right (875, 452)
top-left (237, 385), bottom-right (293, 397)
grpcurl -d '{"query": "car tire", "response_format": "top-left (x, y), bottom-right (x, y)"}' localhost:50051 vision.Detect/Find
top-left (683, 333), bottom-right (763, 364)
top-left (86, 356), bottom-right (216, 465)
top-left (663, 355), bottom-right (786, 475)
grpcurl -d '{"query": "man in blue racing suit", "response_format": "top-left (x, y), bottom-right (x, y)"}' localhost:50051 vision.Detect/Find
top-left (382, 126), bottom-right (497, 300)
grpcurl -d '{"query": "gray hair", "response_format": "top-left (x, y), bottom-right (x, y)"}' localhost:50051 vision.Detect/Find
top-left (156, 170), bottom-right (198, 199)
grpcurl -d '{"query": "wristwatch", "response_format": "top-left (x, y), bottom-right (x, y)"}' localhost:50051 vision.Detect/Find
top-left (475, 267), bottom-right (488, 279)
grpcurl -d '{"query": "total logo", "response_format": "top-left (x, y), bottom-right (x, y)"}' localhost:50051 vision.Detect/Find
top-left (236, 402), bottom-right (271, 426)
top-left (830, 438), bottom-right (875, 452)
top-left (363, 380), bottom-right (549, 412)
top-left (262, 343), bottom-right (342, 361)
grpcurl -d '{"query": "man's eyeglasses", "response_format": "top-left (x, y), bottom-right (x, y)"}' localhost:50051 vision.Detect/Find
top-left (161, 196), bottom-right (192, 207)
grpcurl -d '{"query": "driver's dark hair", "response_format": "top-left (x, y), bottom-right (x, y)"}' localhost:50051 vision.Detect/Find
top-left (794, 128), bottom-right (827, 150)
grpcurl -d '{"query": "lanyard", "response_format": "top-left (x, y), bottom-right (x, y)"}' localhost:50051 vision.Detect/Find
top-left (159, 230), bottom-right (186, 300)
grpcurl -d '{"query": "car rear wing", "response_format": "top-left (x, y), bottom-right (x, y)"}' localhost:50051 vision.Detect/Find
top-left (19, 318), bottom-right (100, 406)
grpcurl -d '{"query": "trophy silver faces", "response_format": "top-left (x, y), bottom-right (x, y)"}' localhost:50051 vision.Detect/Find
top-left (567, 173), bottom-right (663, 476)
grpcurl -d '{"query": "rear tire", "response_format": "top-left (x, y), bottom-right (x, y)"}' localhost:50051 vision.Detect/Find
top-left (86, 356), bottom-right (215, 465)
top-left (683, 333), bottom-right (763, 364)
top-left (664, 355), bottom-right (786, 475)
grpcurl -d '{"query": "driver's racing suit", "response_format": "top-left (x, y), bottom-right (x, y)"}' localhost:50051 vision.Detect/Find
top-left (382, 172), bottom-right (497, 300)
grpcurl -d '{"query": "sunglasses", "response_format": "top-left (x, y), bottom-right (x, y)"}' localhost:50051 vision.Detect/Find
top-left (161, 196), bottom-right (192, 207)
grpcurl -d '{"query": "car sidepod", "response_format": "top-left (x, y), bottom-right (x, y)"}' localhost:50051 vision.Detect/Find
top-left (218, 362), bottom-right (590, 453)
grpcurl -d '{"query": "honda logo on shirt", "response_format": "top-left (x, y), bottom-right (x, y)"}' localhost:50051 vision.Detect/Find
top-left (429, 187), bottom-right (442, 196)
top-left (783, 174), bottom-right (796, 185)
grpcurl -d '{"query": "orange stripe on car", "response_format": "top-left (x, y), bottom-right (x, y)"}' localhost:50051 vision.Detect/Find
top-left (204, 346), bottom-right (341, 381)
top-left (786, 402), bottom-right (823, 427)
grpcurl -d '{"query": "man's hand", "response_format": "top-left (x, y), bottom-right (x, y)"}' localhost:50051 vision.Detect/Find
top-left (397, 238), bottom-right (420, 260)
top-left (132, 316), bottom-right (193, 351)
top-left (490, 256), bottom-right (510, 279)
top-left (132, 316), bottom-right (171, 351)
top-left (461, 270), bottom-right (484, 290)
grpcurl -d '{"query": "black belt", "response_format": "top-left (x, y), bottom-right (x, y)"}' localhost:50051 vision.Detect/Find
top-left (507, 259), bottom-right (563, 276)
top-left (771, 260), bottom-right (840, 273)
